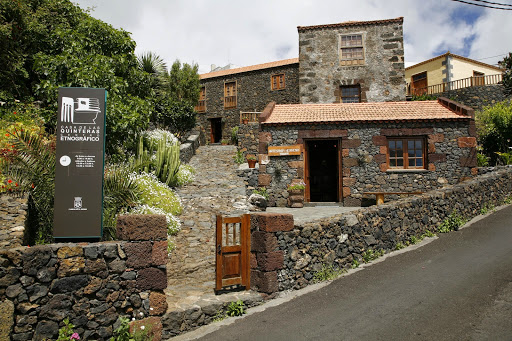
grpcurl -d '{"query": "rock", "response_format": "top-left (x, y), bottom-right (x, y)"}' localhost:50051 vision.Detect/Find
top-left (34, 320), bottom-right (59, 340)
top-left (0, 299), bottom-right (14, 340)
top-left (57, 246), bottom-right (83, 259)
top-left (50, 275), bottom-right (89, 294)
top-left (149, 291), bottom-right (167, 315)
top-left (249, 194), bottom-right (267, 211)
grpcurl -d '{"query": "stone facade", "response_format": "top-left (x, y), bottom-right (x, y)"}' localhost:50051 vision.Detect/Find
top-left (298, 18), bottom-right (406, 104)
top-left (198, 63), bottom-right (299, 142)
top-left (258, 119), bottom-right (477, 207)
top-left (237, 122), bottom-right (260, 155)
top-left (0, 195), bottom-right (28, 250)
top-left (0, 215), bottom-right (168, 340)
top-left (421, 84), bottom-right (511, 112)
top-left (250, 166), bottom-right (512, 293)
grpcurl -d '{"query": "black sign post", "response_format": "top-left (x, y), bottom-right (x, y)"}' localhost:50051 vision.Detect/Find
top-left (54, 88), bottom-right (107, 240)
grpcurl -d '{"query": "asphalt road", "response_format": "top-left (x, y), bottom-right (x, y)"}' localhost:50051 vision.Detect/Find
top-left (192, 205), bottom-right (512, 341)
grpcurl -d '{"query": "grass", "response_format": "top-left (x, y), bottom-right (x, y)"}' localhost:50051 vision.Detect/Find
top-left (362, 249), bottom-right (384, 263)
top-left (312, 264), bottom-right (345, 283)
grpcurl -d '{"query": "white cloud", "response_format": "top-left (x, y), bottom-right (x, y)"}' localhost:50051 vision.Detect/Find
top-left (74, 0), bottom-right (511, 73)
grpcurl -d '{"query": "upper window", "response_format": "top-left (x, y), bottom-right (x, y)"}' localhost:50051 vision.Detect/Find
top-left (195, 86), bottom-right (206, 113)
top-left (224, 81), bottom-right (237, 109)
top-left (271, 74), bottom-right (285, 90)
top-left (340, 34), bottom-right (364, 65)
top-left (388, 138), bottom-right (425, 169)
top-left (340, 85), bottom-right (360, 103)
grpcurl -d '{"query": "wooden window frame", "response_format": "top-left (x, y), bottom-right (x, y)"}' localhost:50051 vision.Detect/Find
top-left (340, 85), bottom-right (361, 103)
top-left (387, 137), bottom-right (426, 170)
top-left (340, 34), bottom-right (364, 65)
top-left (224, 81), bottom-right (237, 109)
top-left (271, 73), bottom-right (286, 90)
top-left (195, 86), bottom-right (206, 113)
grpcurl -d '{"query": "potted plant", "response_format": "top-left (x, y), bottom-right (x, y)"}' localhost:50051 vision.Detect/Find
top-left (221, 139), bottom-right (229, 145)
top-left (287, 180), bottom-right (306, 208)
top-left (242, 117), bottom-right (249, 124)
top-left (246, 154), bottom-right (258, 168)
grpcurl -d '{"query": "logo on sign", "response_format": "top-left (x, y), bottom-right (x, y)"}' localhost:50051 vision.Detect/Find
top-left (61, 97), bottom-right (101, 125)
top-left (68, 197), bottom-right (87, 211)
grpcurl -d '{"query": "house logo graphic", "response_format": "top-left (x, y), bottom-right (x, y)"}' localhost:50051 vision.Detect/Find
top-left (68, 196), bottom-right (87, 211)
top-left (61, 97), bottom-right (101, 124)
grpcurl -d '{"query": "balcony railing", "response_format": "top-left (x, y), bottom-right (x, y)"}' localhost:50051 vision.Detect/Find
top-left (195, 100), bottom-right (205, 113)
top-left (224, 96), bottom-right (237, 109)
top-left (407, 73), bottom-right (503, 96)
top-left (240, 112), bottom-right (261, 124)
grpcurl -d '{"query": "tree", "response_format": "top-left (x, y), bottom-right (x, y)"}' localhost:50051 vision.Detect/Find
top-left (477, 100), bottom-right (512, 165)
top-left (499, 52), bottom-right (512, 95)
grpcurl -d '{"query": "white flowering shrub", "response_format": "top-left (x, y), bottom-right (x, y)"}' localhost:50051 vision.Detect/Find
top-left (126, 172), bottom-right (182, 235)
top-left (128, 204), bottom-right (181, 235)
top-left (143, 129), bottom-right (179, 147)
top-left (176, 164), bottom-right (195, 186)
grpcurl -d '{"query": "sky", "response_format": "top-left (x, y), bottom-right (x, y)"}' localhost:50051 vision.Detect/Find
top-left (73, 0), bottom-right (512, 74)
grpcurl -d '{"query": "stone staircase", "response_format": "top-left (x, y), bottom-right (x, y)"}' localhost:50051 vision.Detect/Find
top-left (165, 145), bottom-right (251, 310)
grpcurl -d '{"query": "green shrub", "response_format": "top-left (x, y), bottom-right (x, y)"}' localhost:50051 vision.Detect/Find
top-left (231, 126), bottom-right (239, 145)
top-left (226, 300), bottom-right (246, 317)
top-left (233, 149), bottom-right (245, 164)
top-left (351, 259), bottom-right (360, 269)
top-left (477, 100), bottom-right (512, 165)
top-left (480, 202), bottom-right (496, 215)
top-left (252, 187), bottom-right (269, 200)
top-left (395, 242), bottom-right (405, 250)
top-left (438, 209), bottom-right (466, 233)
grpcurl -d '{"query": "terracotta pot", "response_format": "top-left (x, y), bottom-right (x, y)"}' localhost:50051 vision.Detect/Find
top-left (247, 159), bottom-right (257, 168)
top-left (242, 118), bottom-right (249, 124)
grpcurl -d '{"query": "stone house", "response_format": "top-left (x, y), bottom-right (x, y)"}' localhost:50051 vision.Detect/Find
top-left (197, 17), bottom-right (405, 142)
top-left (406, 52), bottom-right (503, 96)
top-left (257, 97), bottom-right (477, 207)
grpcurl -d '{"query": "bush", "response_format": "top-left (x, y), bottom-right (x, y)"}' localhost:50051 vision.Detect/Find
top-left (438, 209), bottom-right (466, 233)
top-left (477, 100), bottom-right (512, 165)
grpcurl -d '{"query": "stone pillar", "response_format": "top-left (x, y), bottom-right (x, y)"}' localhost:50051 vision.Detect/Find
top-left (250, 213), bottom-right (294, 294)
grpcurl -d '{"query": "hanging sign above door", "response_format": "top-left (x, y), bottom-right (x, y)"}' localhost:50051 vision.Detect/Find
top-left (268, 144), bottom-right (302, 156)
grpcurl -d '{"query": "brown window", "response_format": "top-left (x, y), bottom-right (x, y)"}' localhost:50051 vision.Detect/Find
top-left (388, 138), bottom-right (425, 169)
top-left (195, 86), bottom-right (206, 113)
top-left (271, 74), bottom-right (285, 90)
top-left (224, 81), bottom-right (237, 109)
top-left (340, 85), bottom-right (360, 103)
top-left (340, 34), bottom-right (364, 65)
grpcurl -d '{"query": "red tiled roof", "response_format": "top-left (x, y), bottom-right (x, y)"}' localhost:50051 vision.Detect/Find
top-left (297, 17), bottom-right (403, 32)
top-left (406, 51), bottom-right (503, 72)
top-left (261, 100), bottom-right (471, 125)
top-left (200, 58), bottom-right (299, 80)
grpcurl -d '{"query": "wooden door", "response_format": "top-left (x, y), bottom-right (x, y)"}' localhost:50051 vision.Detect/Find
top-left (215, 214), bottom-right (250, 291)
top-left (411, 71), bottom-right (428, 96)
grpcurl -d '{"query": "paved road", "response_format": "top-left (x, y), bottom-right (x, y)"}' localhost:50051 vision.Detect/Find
top-left (192, 205), bottom-right (512, 341)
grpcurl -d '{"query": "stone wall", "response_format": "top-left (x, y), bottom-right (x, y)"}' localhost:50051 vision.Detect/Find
top-left (0, 215), bottom-right (168, 340)
top-left (180, 129), bottom-right (203, 163)
top-left (198, 63), bottom-right (300, 142)
top-left (299, 18), bottom-right (406, 104)
top-left (0, 195), bottom-right (27, 250)
top-left (237, 122), bottom-right (260, 155)
top-left (423, 84), bottom-right (511, 112)
top-left (250, 166), bottom-right (512, 293)
top-left (258, 118), bottom-right (476, 207)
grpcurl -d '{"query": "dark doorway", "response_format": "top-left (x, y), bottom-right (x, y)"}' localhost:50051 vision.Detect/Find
top-left (306, 139), bottom-right (339, 202)
top-left (210, 118), bottom-right (222, 143)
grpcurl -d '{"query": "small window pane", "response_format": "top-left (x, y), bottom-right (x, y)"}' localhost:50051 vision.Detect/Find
top-left (416, 159), bottom-right (423, 167)
top-left (416, 149), bottom-right (422, 157)
top-left (396, 141), bottom-right (402, 149)
top-left (415, 140), bottom-right (422, 148)
top-left (397, 159), bottom-right (403, 167)
top-left (409, 159), bottom-right (415, 167)
top-left (389, 141), bottom-right (395, 149)
top-left (390, 159), bottom-right (396, 167)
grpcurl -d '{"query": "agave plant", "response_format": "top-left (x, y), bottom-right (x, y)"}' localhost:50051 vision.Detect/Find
top-left (1, 129), bottom-right (56, 244)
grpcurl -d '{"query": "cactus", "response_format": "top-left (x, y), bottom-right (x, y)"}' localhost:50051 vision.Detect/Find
top-left (136, 132), bottom-right (181, 187)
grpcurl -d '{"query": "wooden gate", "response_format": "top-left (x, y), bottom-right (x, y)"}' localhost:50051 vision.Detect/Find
top-left (215, 214), bottom-right (250, 291)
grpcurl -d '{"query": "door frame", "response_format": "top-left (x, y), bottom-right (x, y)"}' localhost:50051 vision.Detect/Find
top-left (210, 117), bottom-right (222, 143)
top-left (304, 138), bottom-right (342, 203)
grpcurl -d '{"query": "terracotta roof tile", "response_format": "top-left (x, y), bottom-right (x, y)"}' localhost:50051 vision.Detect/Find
top-left (297, 17), bottom-right (403, 32)
top-left (200, 58), bottom-right (299, 80)
top-left (262, 100), bottom-right (471, 125)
